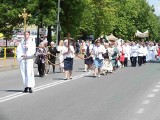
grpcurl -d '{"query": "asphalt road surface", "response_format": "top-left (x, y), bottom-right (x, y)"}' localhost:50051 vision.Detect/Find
top-left (0, 59), bottom-right (160, 120)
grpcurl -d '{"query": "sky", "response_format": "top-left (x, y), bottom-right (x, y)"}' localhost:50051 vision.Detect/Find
top-left (148, 0), bottom-right (160, 15)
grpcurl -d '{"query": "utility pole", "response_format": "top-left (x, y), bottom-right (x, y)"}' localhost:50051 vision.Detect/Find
top-left (56, 0), bottom-right (60, 47)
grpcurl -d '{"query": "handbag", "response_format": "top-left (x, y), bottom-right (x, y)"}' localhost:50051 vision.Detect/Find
top-left (34, 56), bottom-right (40, 64)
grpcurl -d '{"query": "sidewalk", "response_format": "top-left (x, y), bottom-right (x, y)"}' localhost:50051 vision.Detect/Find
top-left (0, 58), bottom-right (19, 71)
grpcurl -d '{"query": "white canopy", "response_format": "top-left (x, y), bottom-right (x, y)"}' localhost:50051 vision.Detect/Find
top-left (106, 34), bottom-right (118, 42)
top-left (135, 30), bottom-right (149, 38)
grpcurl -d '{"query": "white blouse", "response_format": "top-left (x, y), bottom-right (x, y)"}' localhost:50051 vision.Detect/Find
top-left (93, 45), bottom-right (106, 59)
top-left (62, 45), bottom-right (75, 59)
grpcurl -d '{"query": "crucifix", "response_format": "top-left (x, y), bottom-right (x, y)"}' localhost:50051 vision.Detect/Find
top-left (18, 8), bottom-right (31, 78)
top-left (68, 32), bottom-right (70, 51)
top-left (18, 8), bottom-right (31, 41)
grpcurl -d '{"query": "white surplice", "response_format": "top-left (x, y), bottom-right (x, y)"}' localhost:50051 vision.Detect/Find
top-left (16, 38), bottom-right (36, 88)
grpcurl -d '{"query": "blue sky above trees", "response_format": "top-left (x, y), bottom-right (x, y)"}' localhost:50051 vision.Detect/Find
top-left (148, 0), bottom-right (160, 15)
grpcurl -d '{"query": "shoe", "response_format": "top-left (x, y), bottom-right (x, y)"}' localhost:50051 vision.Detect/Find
top-left (93, 75), bottom-right (97, 78)
top-left (98, 74), bottom-right (100, 78)
top-left (29, 88), bottom-right (33, 93)
top-left (64, 78), bottom-right (68, 80)
top-left (70, 77), bottom-right (72, 79)
top-left (24, 87), bottom-right (28, 93)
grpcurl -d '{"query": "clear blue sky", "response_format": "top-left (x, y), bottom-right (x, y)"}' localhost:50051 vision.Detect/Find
top-left (148, 0), bottom-right (160, 15)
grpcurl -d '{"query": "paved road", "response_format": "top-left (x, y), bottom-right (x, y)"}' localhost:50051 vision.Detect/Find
top-left (0, 59), bottom-right (160, 120)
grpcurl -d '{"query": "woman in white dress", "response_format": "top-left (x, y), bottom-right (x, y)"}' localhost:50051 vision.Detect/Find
top-left (148, 42), bottom-right (155, 61)
top-left (57, 40), bottom-right (64, 72)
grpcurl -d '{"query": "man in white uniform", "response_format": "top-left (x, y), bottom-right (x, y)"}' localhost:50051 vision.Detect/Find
top-left (16, 31), bottom-right (36, 93)
top-left (131, 42), bottom-right (138, 67)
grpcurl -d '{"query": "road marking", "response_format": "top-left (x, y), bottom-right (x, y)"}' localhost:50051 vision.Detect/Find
top-left (155, 85), bottom-right (160, 88)
top-left (135, 82), bottom-right (160, 118)
top-left (152, 89), bottom-right (159, 92)
top-left (147, 94), bottom-right (155, 98)
top-left (142, 100), bottom-right (150, 105)
top-left (0, 72), bottom-right (92, 103)
top-left (137, 108), bottom-right (144, 114)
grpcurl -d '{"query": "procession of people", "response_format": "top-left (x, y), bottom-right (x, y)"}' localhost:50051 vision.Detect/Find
top-left (34, 37), bottom-right (160, 78)
top-left (16, 31), bottom-right (160, 93)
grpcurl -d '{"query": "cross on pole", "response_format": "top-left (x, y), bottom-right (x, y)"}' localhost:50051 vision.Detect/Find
top-left (68, 32), bottom-right (70, 51)
top-left (18, 8), bottom-right (31, 40)
top-left (18, 8), bottom-right (31, 79)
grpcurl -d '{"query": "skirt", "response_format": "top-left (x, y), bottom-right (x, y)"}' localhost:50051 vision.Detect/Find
top-left (94, 58), bottom-right (103, 68)
top-left (64, 58), bottom-right (73, 70)
top-left (111, 59), bottom-right (117, 67)
top-left (102, 59), bottom-right (113, 71)
top-left (84, 55), bottom-right (93, 65)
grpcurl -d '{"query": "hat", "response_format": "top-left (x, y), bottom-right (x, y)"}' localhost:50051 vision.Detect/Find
top-left (95, 39), bottom-right (100, 43)
top-left (51, 41), bottom-right (55, 44)
top-left (64, 39), bottom-right (68, 43)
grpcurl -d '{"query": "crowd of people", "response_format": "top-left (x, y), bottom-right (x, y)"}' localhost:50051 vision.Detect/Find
top-left (35, 38), bottom-right (160, 78)
top-left (16, 31), bottom-right (160, 93)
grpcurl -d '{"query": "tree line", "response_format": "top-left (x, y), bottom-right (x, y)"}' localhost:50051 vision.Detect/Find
top-left (0, 0), bottom-right (160, 42)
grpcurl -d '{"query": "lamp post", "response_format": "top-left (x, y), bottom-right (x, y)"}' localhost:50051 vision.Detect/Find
top-left (56, 0), bottom-right (60, 47)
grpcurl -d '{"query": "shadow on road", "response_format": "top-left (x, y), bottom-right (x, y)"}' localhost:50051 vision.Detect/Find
top-left (148, 60), bottom-right (160, 63)
top-left (0, 90), bottom-right (23, 92)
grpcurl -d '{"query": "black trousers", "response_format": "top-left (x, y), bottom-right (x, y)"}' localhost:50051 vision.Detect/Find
top-left (124, 57), bottom-right (128, 67)
top-left (130, 57), bottom-right (133, 66)
top-left (142, 56), bottom-right (146, 64)
top-left (132, 57), bottom-right (137, 67)
top-left (138, 56), bottom-right (143, 66)
top-left (38, 62), bottom-right (45, 77)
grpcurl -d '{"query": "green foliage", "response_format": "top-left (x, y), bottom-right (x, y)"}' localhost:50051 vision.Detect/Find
top-left (0, 0), bottom-right (160, 41)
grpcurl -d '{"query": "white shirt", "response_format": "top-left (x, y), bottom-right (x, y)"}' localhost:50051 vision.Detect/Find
top-left (138, 46), bottom-right (144, 56)
top-left (143, 46), bottom-right (148, 56)
top-left (93, 45), bottom-right (106, 59)
top-left (123, 45), bottom-right (130, 58)
top-left (62, 45), bottom-right (75, 59)
top-left (84, 44), bottom-right (93, 53)
top-left (131, 45), bottom-right (138, 57)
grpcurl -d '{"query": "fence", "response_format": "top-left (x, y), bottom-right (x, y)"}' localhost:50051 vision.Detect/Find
top-left (0, 47), bottom-right (17, 68)
top-left (0, 47), bottom-right (16, 59)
